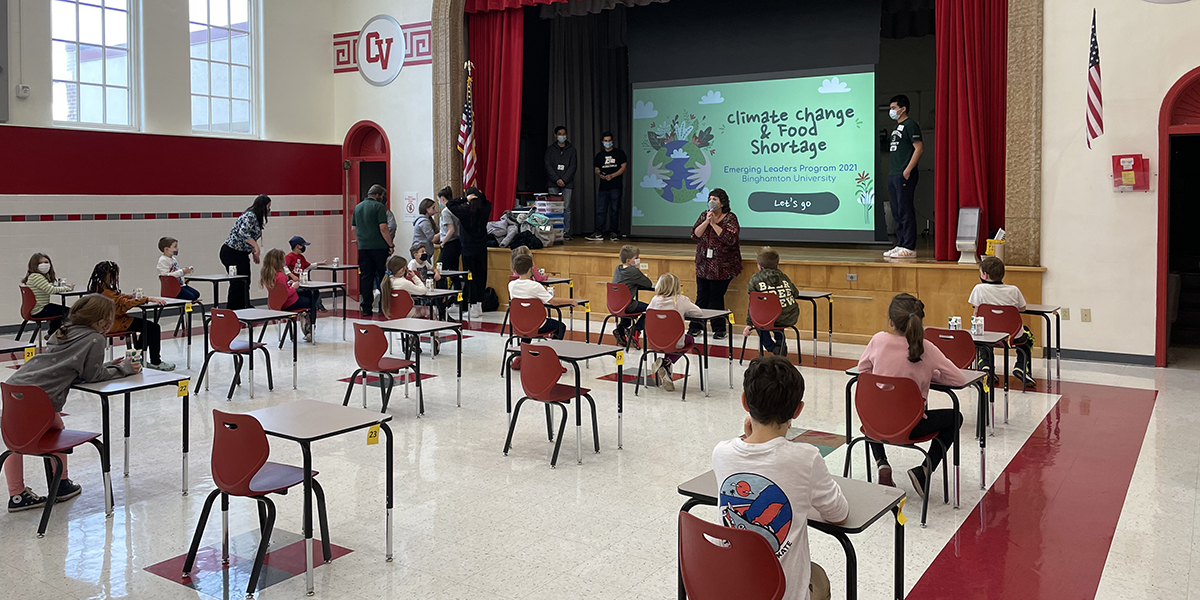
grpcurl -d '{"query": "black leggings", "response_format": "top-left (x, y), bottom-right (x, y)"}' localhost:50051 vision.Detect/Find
top-left (869, 408), bottom-right (962, 473)
top-left (693, 277), bottom-right (732, 334)
top-left (124, 317), bottom-right (162, 364)
top-left (219, 244), bottom-right (252, 310)
top-left (32, 304), bottom-right (68, 337)
top-left (461, 250), bottom-right (487, 305)
top-left (438, 239), bottom-right (462, 284)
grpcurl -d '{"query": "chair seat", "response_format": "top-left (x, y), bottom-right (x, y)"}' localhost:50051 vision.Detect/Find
top-left (226, 340), bottom-right (266, 354)
top-left (859, 426), bottom-right (939, 445)
top-left (650, 341), bottom-right (698, 356)
top-left (25, 315), bottom-right (58, 322)
top-left (244, 462), bottom-right (316, 495)
top-left (104, 331), bottom-right (132, 338)
top-left (609, 309), bottom-right (642, 318)
top-left (376, 357), bottom-right (415, 372)
top-left (533, 383), bottom-right (591, 403)
top-left (31, 428), bottom-right (101, 454)
top-left (750, 323), bottom-right (787, 331)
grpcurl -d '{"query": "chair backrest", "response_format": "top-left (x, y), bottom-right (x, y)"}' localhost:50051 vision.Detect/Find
top-left (519, 343), bottom-right (563, 400)
top-left (210, 410), bottom-right (270, 497)
top-left (266, 281), bottom-right (289, 311)
top-left (353, 323), bottom-right (389, 371)
top-left (0, 383), bottom-right (58, 454)
top-left (678, 511), bottom-right (786, 600)
top-left (748, 292), bottom-right (783, 329)
top-left (208, 309), bottom-right (243, 353)
top-left (924, 327), bottom-right (976, 370)
top-left (978, 304), bottom-right (1024, 339)
top-left (854, 373), bottom-right (927, 445)
top-left (18, 286), bottom-right (37, 320)
top-left (605, 283), bottom-right (633, 315)
top-left (159, 275), bottom-right (182, 299)
top-left (644, 309), bottom-right (686, 353)
top-left (387, 289), bottom-right (414, 320)
top-left (510, 297), bottom-right (547, 338)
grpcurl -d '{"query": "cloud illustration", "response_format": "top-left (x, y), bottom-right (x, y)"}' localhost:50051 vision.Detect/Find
top-left (692, 187), bottom-right (711, 202)
top-left (698, 90), bottom-right (724, 105)
top-left (631, 206), bottom-right (645, 218)
top-left (633, 100), bottom-right (658, 119)
top-left (639, 175), bottom-right (666, 189)
top-left (817, 77), bottom-right (850, 94)
top-left (669, 148), bottom-right (690, 160)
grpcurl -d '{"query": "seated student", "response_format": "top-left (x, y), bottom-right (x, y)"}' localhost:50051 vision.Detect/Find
top-left (20, 253), bottom-right (75, 337)
top-left (260, 249), bottom-right (315, 342)
top-left (969, 256), bottom-right (1034, 387)
top-left (380, 255), bottom-right (443, 325)
top-left (405, 245), bottom-right (454, 320)
top-left (285, 236), bottom-right (328, 310)
top-left (611, 244), bottom-right (652, 348)
top-left (741, 246), bottom-right (801, 357)
top-left (646, 272), bottom-right (703, 392)
top-left (712, 355), bottom-right (848, 600)
top-left (156, 238), bottom-right (200, 301)
top-left (507, 246), bottom-right (549, 282)
top-left (858, 293), bottom-right (966, 494)
top-left (508, 253), bottom-right (577, 369)
top-left (87, 261), bottom-right (172, 371)
top-left (4, 294), bottom-right (139, 513)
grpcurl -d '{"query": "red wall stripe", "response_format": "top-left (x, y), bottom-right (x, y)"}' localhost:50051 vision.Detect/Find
top-left (0, 210), bottom-right (342, 222)
top-left (0, 126), bottom-right (342, 196)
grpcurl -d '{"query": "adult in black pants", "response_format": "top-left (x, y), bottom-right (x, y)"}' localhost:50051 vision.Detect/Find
top-left (447, 187), bottom-right (492, 314)
top-left (689, 188), bottom-right (742, 340)
top-left (352, 185), bottom-right (395, 317)
top-left (434, 186), bottom-right (460, 289)
top-left (220, 195), bottom-right (270, 310)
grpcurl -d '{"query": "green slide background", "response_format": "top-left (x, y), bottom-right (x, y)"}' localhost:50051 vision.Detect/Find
top-left (630, 72), bottom-right (876, 232)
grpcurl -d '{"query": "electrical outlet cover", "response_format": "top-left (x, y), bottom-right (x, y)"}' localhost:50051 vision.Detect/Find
top-left (1061, 308), bottom-right (1070, 320)
top-left (1081, 308), bottom-right (1092, 322)
top-left (15, 84), bottom-right (30, 99)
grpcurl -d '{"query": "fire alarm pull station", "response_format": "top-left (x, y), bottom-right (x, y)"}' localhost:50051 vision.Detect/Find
top-left (1112, 154), bottom-right (1150, 192)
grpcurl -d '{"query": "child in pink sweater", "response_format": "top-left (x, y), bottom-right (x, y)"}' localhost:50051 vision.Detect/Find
top-left (857, 293), bottom-right (966, 497)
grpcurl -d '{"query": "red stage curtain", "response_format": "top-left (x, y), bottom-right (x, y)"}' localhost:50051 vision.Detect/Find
top-left (933, 0), bottom-right (1008, 261)
top-left (468, 9), bottom-right (524, 220)
top-left (464, 0), bottom-right (566, 13)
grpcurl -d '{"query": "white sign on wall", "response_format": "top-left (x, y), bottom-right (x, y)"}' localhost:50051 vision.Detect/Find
top-left (356, 15), bottom-right (406, 87)
top-left (402, 193), bottom-right (419, 224)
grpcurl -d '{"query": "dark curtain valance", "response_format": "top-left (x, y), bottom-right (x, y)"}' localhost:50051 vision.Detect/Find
top-left (464, 0), bottom-right (565, 14)
top-left (539, 0), bottom-right (668, 19)
top-left (882, 0), bottom-right (936, 38)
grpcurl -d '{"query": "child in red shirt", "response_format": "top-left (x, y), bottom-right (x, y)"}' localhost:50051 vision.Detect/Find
top-left (285, 236), bottom-right (328, 311)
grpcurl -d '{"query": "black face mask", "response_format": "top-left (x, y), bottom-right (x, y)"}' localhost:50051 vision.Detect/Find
top-left (981, 277), bottom-right (1001, 285)
top-left (298, 247), bottom-right (306, 254)
top-left (418, 254), bottom-right (428, 262)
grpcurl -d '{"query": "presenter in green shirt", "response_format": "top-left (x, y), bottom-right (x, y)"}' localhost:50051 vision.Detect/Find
top-left (885, 94), bottom-right (924, 259)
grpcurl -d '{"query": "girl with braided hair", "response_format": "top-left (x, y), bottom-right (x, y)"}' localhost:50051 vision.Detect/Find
top-left (86, 261), bottom-right (173, 371)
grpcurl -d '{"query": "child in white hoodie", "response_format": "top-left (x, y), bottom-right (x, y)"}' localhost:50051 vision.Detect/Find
top-left (646, 273), bottom-right (702, 392)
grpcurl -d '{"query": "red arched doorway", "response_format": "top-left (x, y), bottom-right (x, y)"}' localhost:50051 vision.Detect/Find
top-left (342, 121), bottom-right (390, 300)
top-left (1156, 66), bottom-right (1200, 366)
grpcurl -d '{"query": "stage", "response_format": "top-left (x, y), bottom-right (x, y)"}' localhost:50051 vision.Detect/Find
top-left (486, 238), bottom-right (1047, 348)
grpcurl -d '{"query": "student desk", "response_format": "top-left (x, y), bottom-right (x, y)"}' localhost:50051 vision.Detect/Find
top-left (504, 339), bottom-right (626, 462)
top-left (245, 400), bottom-right (394, 596)
top-left (677, 470), bottom-right (906, 600)
top-left (970, 331), bottom-right (1008, 436)
top-left (1022, 304), bottom-right (1062, 380)
top-left (844, 367), bottom-right (988, 505)
top-left (202, 309), bottom-right (298, 397)
top-left (358, 317), bottom-right (463, 414)
top-left (413, 288), bottom-right (463, 348)
top-left (795, 290), bottom-right (834, 364)
top-left (687, 309), bottom-right (735, 396)
top-left (0, 338), bottom-right (35, 357)
top-left (186, 273), bottom-right (250, 309)
top-left (55, 289), bottom-right (89, 307)
top-left (71, 370), bottom-right (193, 513)
top-left (298, 281), bottom-right (348, 340)
top-left (311, 263), bottom-right (359, 289)
top-left (435, 269), bottom-right (470, 323)
top-left (145, 296), bottom-right (203, 369)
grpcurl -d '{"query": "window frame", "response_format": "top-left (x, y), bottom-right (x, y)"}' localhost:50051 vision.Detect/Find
top-left (50, 0), bottom-right (141, 131)
top-left (188, 0), bottom-right (259, 138)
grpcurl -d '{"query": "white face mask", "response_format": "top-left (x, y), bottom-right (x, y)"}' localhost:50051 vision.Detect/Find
top-left (556, 135), bottom-right (567, 143)
top-left (37, 263), bottom-right (51, 274)
top-left (603, 141), bottom-right (613, 149)
top-left (632, 258), bottom-right (641, 267)
top-left (708, 199), bottom-right (720, 212)
top-left (889, 108), bottom-right (900, 120)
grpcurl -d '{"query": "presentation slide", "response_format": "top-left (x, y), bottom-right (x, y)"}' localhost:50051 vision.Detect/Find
top-left (630, 71), bottom-right (877, 242)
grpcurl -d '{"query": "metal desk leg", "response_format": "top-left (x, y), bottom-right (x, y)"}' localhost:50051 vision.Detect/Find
top-left (830, 532), bottom-right (858, 600)
top-left (456, 328), bottom-right (463, 407)
top-left (382, 422), bottom-right (394, 562)
top-left (182, 390), bottom-right (190, 496)
top-left (1003, 343), bottom-right (1009, 424)
top-left (301, 442), bottom-right (314, 595)
top-left (574, 364), bottom-right (583, 465)
top-left (948, 390), bottom-right (961, 508)
top-left (703, 327), bottom-right (711, 398)
top-left (100, 394), bottom-right (114, 516)
top-left (292, 318), bottom-right (298, 389)
top-left (414, 335), bottom-right (424, 417)
top-left (977, 382), bottom-right (987, 490)
top-left (505, 352), bottom-right (514, 427)
top-left (123, 392), bottom-right (131, 477)
top-left (893, 507), bottom-right (904, 600)
top-left (247, 323), bottom-right (256, 399)
top-left (828, 297), bottom-right (834, 359)
top-left (186, 308), bottom-right (192, 369)
top-left (728, 325), bottom-right (734, 388)
top-left (1055, 311), bottom-right (1061, 380)
top-left (811, 299), bottom-right (818, 365)
top-left (617, 354), bottom-right (624, 449)
top-left (342, 287), bottom-right (347, 341)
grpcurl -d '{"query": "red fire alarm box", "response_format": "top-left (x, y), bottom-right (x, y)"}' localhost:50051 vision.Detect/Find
top-left (1112, 154), bottom-right (1150, 192)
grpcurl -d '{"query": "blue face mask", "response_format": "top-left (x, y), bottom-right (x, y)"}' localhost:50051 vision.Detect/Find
top-left (603, 141), bottom-right (613, 149)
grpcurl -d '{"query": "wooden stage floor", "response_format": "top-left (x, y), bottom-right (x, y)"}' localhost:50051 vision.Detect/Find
top-left (539, 237), bottom-right (943, 266)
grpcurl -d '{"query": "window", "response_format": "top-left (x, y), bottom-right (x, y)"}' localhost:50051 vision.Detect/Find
top-left (190, 0), bottom-right (254, 134)
top-left (51, 0), bottom-right (136, 127)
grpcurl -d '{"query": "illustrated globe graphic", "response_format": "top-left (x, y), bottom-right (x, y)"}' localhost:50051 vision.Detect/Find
top-left (654, 140), bottom-right (709, 203)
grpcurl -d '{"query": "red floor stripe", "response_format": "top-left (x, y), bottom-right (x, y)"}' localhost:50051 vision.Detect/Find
top-left (908, 380), bottom-right (1157, 599)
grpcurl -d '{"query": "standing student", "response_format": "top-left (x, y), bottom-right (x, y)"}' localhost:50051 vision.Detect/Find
top-left (857, 293), bottom-right (965, 495)
top-left (646, 273), bottom-right (703, 393)
top-left (156, 237), bottom-right (200, 301)
top-left (4, 295), bottom-right (138, 512)
top-left (20, 253), bottom-right (74, 337)
top-left (352, 184), bottom-right (395, 318)
top-left (447, 187), bottom-right (492, 318)
top-left (86, 262), bottom-right (172, 371)
top-left (884, 94), bottom-right (923, 258)
top-left (587, 132), bottom-right (628, 242)
top-left (413, 198), bottom-right (438, 259)
top-left (545, 126), bottom-right (577, 240)
top-left (690, 188), bottom-right (742, 340)
top-left (261, 249), bottom-right (314, 341)
top-left (220, 195), bottom-right (270, 310)
top-left (434, 187), bottom-right (461, 280)
top-left (611, 244), bottom-right (652, 347)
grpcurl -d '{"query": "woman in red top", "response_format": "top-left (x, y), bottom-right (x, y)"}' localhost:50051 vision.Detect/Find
top-left (689, 188), bottom-right (741, 339)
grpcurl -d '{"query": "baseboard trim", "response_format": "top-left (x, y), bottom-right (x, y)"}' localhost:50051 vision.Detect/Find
top-left (1060, 348), bottom-right (1156, 366)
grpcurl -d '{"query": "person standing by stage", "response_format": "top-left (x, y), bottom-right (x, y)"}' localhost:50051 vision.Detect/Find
top-left (448, 187), bottom-right (492, 318)
top-left (220, 194), bottom-right (270, 310)
top-left (351, 184), bottom-right (395, 317)
top-left (434, 186), bottom-right (460, 284)
top-left (545, 126), bottom-right (577, 241)
top-left (587, 132), bottom-right (628, 242)
top-left (690, 188), bottom-right (741, 340)
top-left (885, 94), bottom-right (924, 259)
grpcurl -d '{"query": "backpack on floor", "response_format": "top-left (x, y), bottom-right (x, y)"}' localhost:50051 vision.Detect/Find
top-left (482, 287), bottom-right (500, 312)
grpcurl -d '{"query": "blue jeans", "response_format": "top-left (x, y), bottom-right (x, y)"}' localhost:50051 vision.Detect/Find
top-left (759, 329), bottom-right (785, 353)
top-left (176, 285), bottom-right (201, 301)
top-left (619, 300), bottom-right (647, 332)
top-left (594, 188), bottom-right (621, 236)
top-left (887, 172), bottom-right (918, 250)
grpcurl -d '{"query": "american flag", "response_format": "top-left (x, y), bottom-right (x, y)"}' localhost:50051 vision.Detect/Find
top-left (1086, 9), bottom-right (1103, 149)
top-left (458, 73), bottom-right (478, 188)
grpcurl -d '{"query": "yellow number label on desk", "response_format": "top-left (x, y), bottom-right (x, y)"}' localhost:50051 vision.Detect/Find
top-left (24, 347), bottom-right (35, 363)
top-left (367, 424), bottom-right (380, 445)
top-left (177, 380), bottom-right (189, 397)
top-left (184, 302), bottom-right (193, 313)
top-left (457, 293), bottom-right (463, 302)
top-left (728, 314), bottom-right (735, 325)
top-left (467, 272), bottom-right (473, 281)
top-left (584, 304), bottom-right (591, 313)
top-left (616, 350), bottom-right (624, 366)
top-left (896, 497), bottom-right (908, 526)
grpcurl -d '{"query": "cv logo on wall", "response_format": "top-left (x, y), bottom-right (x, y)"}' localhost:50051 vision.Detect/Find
top-left (357, 15), bottom-right (406, 86)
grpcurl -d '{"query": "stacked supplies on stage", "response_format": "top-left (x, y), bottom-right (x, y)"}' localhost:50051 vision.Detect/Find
top-left (533, 193), bottom-right (566, 244)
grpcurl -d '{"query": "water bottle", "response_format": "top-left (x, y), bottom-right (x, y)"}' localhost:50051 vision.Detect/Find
top-left (301, 270), bottom-right (310, 284)
top-left (228, 265), bottom-right (237, 276)
top-left (948, 316), bottom-right (962, 330)
top-left (332, 257), bottom-right (340, 267)
top-left (971, 316), bottom-right (985, 336)
top-left (425, 278), bottom-right (434, 290)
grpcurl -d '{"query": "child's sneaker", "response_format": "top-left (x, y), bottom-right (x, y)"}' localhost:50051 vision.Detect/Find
top-left (907, 466), bottom-right (928, 499)
top-left (613, 328), bottom-right (629, 348)
top-left (629, 332), bottom-right (641, 351)
top-left (877, 465), bottom-right (895, 487)
top-left (55, 478), bottom-right (82, 503)
top-left (8, 488), bottom-right (46, 513)
top-left (657, 361), bottom-right (675, 392)
top-left (1013, 368), bottom-right (1036, 388)
top-left (148, 361), bottom-right (176, 372)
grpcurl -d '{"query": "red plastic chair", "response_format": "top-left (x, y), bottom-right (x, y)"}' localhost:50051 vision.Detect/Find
top-left (266, 281), bottom-right (308, 348)
top-left (0, 383), bottom-right (110, 538)
top-left (739, 292), bottom-right (803, 365)
top-left (979, 303), bottom-right (1031, 393)
top-left (636, 309), bottom-right (703, 400)
top-left (678, 510), bottom-right (785, 600)
top-left (343, 323), bottom-right (416, 414)
top-left (15, 286), bottom-right (61, 347)
top-left (501, 297), bottom-right (557, 373)
top-left (385, 289), bottom-right (414, 320)
top-left (158, 275), bottom-right (205, 338)
top-left (503, 344), bottom-right (597, 468)
top-left (195, 309), bottom-right (273, 399)
top-left (182, 410), bottom-right (329, 597)
top-left (844, 373), bottom-right (948, 527)
top-left (597, 283), bottom-right (642, 350)
top-left (924, 328), bottom-right (977, 370)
